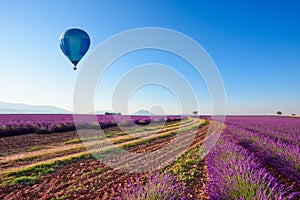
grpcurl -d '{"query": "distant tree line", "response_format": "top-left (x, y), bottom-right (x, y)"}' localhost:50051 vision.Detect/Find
top-left (105, 112), bottom-right (121, 115)
top-left (276, 111), bottom-right (297, 116)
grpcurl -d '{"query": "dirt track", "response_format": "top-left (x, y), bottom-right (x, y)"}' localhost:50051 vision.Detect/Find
top-left (0, 119), bottom-right (225, 200)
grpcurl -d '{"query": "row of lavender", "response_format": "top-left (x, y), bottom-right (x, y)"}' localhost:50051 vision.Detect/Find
top-left (205, 116), bottom-right (300, 199)
top-left (0, 114), bottom-right (184, 137)
top-left (226, 125), bottom-right (300, 184)
top-left (226, 116), bottom-right (300, 146)
top-left (205, 135), bottom-right (297, 199)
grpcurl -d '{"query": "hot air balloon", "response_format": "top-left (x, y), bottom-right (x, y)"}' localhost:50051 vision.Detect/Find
top-left (59, 28), bottom-right (90, 70)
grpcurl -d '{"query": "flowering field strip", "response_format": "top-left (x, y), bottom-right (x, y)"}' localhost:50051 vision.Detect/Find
top-left (205, 135), bottom-right (297, 200)
top-left (0, 114), bottom-right (184, 137)
top-left (225, 124), bottom-right (300, 185)
top-left (0, 114), bottom-right (74, 136)
top-left (226, 116), bottom-right (300, 146)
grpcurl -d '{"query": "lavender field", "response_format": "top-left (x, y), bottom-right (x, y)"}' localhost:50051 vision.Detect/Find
top-left (0, 114), bottom-right (182, 136)
top-left (0, 115), bottom-right (299, 199)
top-left (206, 116), bottom-right (300, 199)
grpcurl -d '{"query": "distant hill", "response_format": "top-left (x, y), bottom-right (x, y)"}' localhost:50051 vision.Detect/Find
top-left (0, 101), bottom-right (71, 114)
top-left (132, 109), bottom-right (155, 116)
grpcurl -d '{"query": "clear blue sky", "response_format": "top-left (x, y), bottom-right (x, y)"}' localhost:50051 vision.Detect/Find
top-left (0, 0), bottom-right (299, 115)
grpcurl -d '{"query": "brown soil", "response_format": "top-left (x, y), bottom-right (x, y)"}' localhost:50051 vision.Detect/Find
top-left (0, 121), bottom-right (213, 200)
top-left (0, 131), bottom-right (78, 156)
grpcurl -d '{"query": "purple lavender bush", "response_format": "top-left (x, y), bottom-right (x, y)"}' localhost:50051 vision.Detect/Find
top-left (0, 114), bottom-right (184, 136)
top-left (205, 135), bottom-right (297, 200)
top-left (114, 173), bottom-right (190, 200)
top-left (226, 124), bottom-right (300, 184)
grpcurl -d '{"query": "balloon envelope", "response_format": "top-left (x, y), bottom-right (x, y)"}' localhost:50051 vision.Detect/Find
top-left (60, 28), bottom-right (90, 67)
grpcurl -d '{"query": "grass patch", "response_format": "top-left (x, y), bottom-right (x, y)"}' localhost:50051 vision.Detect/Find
top-left (112, 136), bottom-right (136, 144)
top-left (105, 133), bottom-right (113, 138)
top-left (64, 136), bottom-right (104, 145)
top-left (1, 147), bottom-right (87, 168)
top-left (25, 146), bottom-right (46, 152)
top-left (199, 119), bottom-right (207, 126)
top-left (117, 132), bottom-right (128, 136)
top-left (64, 138), bottom-right (82, 145)
top-left (8, 175), bottom-right (39, 185)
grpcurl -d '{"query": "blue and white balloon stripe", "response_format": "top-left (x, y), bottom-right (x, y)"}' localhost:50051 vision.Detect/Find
top-left (59, 28), bottom-right (90, 70)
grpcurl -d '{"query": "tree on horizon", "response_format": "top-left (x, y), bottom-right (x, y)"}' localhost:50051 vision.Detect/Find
top-left (277, 111), bottom-right (282, 115)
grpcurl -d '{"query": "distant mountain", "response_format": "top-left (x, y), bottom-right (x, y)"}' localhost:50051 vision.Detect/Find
top-left (132, 109), bottom-right (155, 116)
top-left (0, 101), bottom-right (72, 114)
